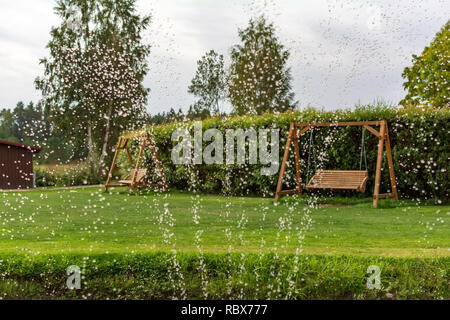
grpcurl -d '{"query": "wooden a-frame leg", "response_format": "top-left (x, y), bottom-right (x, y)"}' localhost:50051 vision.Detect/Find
top-left (384, 122), bottom-right (398, 201)
top-left (148, 133), bottom-right (168, 190)
top-left (126, 148), bottom-right (133, 166)
top-left (130, 142), bottom-right (145, 192)
top-left (293, 127), bottom-right (302, 195)
top-left (104, 138), bottom-right (122, 192)
top-left (275, 123), bottom-right (294, 203)
top-left (373, 122), bottom-right (386, 208)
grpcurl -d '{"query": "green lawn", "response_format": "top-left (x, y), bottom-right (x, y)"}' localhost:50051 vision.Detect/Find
top-left (1, 187), bottom-right (448, 257)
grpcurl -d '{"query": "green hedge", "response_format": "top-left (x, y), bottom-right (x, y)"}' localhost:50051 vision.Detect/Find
top-left (118, 104), bottom-right (449, 202)
top-left (35, 167), bottom-right (102, 187)
top-left (0, 253), bottom-right (448, 299)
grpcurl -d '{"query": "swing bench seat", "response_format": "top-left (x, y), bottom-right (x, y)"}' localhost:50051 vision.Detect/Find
top-left (306, 170), bottom-right (368, 193)
top-left (117, 168), bottom-right (148, 188)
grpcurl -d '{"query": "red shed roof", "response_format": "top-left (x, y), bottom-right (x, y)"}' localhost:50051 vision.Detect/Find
top-left (0, 140), bottom-right (42, 152)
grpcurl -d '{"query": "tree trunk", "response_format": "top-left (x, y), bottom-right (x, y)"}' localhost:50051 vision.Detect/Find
top-left (87, 122), bottom-right (95, 176)
top-left (97, 102), bottom-right (113, 176)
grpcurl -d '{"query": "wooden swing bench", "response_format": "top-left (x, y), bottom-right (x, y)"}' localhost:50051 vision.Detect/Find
top-left (116, 168), bottom-right (148, 188)
top-left (104, 132), bottom-right (168, 192)
top-left (274, 121), bottom-right (399, 208)
top-left (306, 170), bottom-right (368, 193)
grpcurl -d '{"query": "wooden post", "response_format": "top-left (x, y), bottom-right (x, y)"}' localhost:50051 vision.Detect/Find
top-left (384, 121), bottom-right (398, 201)
top-left (125, 147), bottom-right (133, 166)
top-left (298, 125), bottom-right (311, 137)
top-left (130, 140), bottom-right (145, 192)
top-left (148, 133), bottom-right (168, 189)
top-left (104, 137), bottom-right (122, 191)
top-left (274, 123), bottom-right (294, 203)
top-left (373, 121), bottom-right (386, 208)
top-left (292, 125), bottom-right (302, 195)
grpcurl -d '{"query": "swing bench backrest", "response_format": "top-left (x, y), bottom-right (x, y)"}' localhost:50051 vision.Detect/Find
top-left (306, 170), bottom-right (368, 193)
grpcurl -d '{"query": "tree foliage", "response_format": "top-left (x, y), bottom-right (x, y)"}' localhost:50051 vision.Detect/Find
top-left (0, 102), bottom-right (77, 163)
top-left (147, 108), bottom-right (184, 125)
top-left (186, 102), bottom-right (211, 120)
top-left (188, 50), bottom-right (226, 115)
top-left (0, 102), bottom-right (38, 143)
top-left (35, 0), bottom-right (151, 175)
top-left (228, 16), bottom-right (297, 115)
top-left (400, 21), bottom-right (449, 108)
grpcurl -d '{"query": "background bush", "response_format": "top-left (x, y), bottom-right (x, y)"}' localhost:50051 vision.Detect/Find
top-left (35, 167), bottom-right (102, 187)
top-left (117, 104), bottom-right (449, 202)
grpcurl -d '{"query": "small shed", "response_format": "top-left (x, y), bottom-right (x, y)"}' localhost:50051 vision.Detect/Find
top-left (0, 140), bottom-right (42, 189)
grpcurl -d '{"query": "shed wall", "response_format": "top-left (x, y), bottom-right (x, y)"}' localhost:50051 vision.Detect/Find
top-left (0, 144), bottom-right (35, 189)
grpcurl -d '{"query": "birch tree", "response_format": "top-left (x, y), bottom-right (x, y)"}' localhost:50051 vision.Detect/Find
top-left (188, 50), bottom-right (226, 115)
top-left (35, 0), bottom-right (151, 176)
top-left (228, 16), bottom-right (297, 115)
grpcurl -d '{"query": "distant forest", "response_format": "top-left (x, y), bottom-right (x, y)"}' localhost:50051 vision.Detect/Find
top-left (0, 101), bottom-right (210, 164)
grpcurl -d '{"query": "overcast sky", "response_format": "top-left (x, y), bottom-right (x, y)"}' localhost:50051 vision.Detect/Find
top-left (0, 0), bottom-right (448, 114)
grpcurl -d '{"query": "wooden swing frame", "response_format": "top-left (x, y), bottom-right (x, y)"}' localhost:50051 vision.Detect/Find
top-left (274, 120), bottom-right (398, 208)
top-left (104, 132), bottom-right (168, 192)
